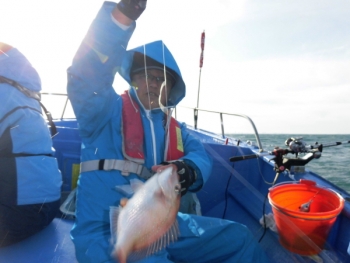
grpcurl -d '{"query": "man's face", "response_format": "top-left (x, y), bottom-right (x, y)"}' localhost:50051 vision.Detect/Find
top-left (132, 69), bottom-right (174, 110)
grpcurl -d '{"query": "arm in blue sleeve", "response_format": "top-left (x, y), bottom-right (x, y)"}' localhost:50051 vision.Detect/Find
top-left (180, 123), bottom-right (213, 192)
top-left (67, 2), bottom-right (135, 140)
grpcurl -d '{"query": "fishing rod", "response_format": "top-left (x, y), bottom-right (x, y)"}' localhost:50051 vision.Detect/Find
top-left (230, 137), bottom-right (350, 173)
top-left (194, 30), bottom-right (205, 130)
top-left (307, 140), bottom-right (350, 150)
top-left (284, 137), bottom-right (350, 153)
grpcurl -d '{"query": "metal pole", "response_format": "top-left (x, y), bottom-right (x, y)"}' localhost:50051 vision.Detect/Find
top-left (195, 31), bottom-right (205, 129)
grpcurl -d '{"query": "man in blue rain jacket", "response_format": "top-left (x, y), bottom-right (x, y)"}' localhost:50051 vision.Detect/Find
top-left (67, 1), bottom-right (269, 262)
top-left (0, 42), bottom-right (62, 246)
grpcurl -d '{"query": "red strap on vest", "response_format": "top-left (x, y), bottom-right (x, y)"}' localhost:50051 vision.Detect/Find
top-left (121, 92), bottom-right (145, 163)
top-left (166, 117), bottom-right (184, 161)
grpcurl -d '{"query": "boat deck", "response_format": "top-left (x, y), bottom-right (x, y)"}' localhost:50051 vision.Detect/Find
top-left (1, 120), bottom-right (350, 262)
top-left (0, 218), bottom-right (77, 263)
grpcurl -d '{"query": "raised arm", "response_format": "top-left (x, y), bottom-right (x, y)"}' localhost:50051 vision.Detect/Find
top-left (67, 2), bottom-right (145, 140)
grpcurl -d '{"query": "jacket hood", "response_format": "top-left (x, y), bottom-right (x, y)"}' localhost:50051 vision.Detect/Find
top-left (119, 40), bottom-right (185, 108)
top-left (0, 48), bottom-right (41, 92)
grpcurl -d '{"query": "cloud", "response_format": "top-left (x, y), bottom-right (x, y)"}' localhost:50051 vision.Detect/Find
top-left (206, 0), bottom-right (350, 61)
top-left (183, 56), bottom-right (350, 133)
top-left (2, 0), bottom-right (349, 133)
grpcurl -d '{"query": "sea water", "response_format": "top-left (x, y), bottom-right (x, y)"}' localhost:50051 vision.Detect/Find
top-left (230, 134), bottom-right (350, 193)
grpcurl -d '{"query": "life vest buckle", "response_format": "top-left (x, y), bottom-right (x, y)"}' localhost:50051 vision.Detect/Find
top-left (121, 160), bottom-right (131, 176)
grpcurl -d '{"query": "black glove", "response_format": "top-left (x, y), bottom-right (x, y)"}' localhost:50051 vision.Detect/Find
top-left (117, 0), bottom-right (147, 20)
top-left (162, 161), bottom-right (196, 196)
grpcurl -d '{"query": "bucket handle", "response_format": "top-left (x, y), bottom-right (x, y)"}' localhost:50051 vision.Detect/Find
top-left (299, 179), bottom-right (317, 186)
top-left (269, 180), bottom-right (345, 203)
top-left (269, 179), bottom-right (320, 191)
top-left (269, 179), bottom-right (315, 191)
top-left (270, 203), bottom-right (340, 221)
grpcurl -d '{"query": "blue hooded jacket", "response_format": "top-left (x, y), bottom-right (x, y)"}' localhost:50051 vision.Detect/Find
top-left (0, 47), bottom-right (62, 205)
top-left (67, 3), bottom-right (271, 263)
top-left (67, 2), bottom-right (212, 262)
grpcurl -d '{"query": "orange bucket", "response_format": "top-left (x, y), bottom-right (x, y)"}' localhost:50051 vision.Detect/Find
top-left (268, 179), bottom-right (344, 255)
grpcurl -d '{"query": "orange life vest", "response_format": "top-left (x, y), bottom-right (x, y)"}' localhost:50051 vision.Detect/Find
top-left (121, 91), bottom-right (184, 164)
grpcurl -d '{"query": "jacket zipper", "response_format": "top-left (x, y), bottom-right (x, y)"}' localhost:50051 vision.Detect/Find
top-left (144, 109), bottom-right (157, 165)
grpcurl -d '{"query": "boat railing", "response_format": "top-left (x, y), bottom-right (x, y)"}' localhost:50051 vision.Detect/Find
top-left (176, 106), bottom-right (264, 152)
top-left (41, 92), bottom-right (70, 120)
top-left (40, 92), bottom-right (264, 152)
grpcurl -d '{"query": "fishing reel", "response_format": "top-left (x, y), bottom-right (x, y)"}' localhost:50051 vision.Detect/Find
top-left (229, 136), bottom-right (350, 185)
top-left (285, 137), bottom-right (308, 155)
top-left (229, 136), bottom-right (350, 173)
top-left (258, 140), bottom-right (322, 185)
top-left (270, 146), bottom-right (321, 174)
top-left (285, 137), bottom-right (322, 157)
top-left (229, 137), bottom-right (323, 176)
top-left (269, 137), bottom-right (323, 174)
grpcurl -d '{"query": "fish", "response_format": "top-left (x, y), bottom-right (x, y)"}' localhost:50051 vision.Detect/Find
top-left (110, 166), bottom-right (181, 263)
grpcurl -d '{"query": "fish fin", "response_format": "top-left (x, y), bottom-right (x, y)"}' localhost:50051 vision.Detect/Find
top-left (114, 179), bottom-right (144, 196)
top-left (109, 206), bottom-right (121, 245)
top-left (115, 184), bottom-right (134, 197)
top-left (125, 220), bottom-right (180, 262)
top-left (146, 219), bottom-right (180, 257)
top-left (124, 247), bottom-right (149, 262)
top-left (129, 178), bottom-right (144, 192)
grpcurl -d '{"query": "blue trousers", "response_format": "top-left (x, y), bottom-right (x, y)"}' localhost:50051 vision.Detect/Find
top-left (129, 213), bottom-right (269, 263)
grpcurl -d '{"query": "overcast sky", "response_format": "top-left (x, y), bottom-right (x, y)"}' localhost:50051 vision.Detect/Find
top-left (1, 0), bottom-right (350, 134)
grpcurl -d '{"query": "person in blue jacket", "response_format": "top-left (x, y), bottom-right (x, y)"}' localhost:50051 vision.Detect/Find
top-left (67, 1), bottom-right (269, 262)
top-left (0, 42), bottom-right (62, 247)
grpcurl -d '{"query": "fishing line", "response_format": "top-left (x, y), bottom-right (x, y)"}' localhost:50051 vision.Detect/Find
top-left (232, 141), bottom-right (289, 242)
top-left (256, 154), bottom-right (276, 185)
top-left (253, 153), bottom-right (275, 244)
top-left (225, 138), bottom-right (284, 243)
top-left (232, 137), bottom-right (274, 185)
top-left (201, 142), bottom-right (267, 224)
top-left (158, 41), bottom-right (177, 161)
top-left (222, 163), bottom-right (233, 219)
top-left (142, 45), bottom-right (152, 109)
top-left (160, 41), bottom-right (169, 108)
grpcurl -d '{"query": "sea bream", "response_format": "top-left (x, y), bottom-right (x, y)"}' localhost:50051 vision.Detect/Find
top-left (110, 166), bottom-right (181, 263)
